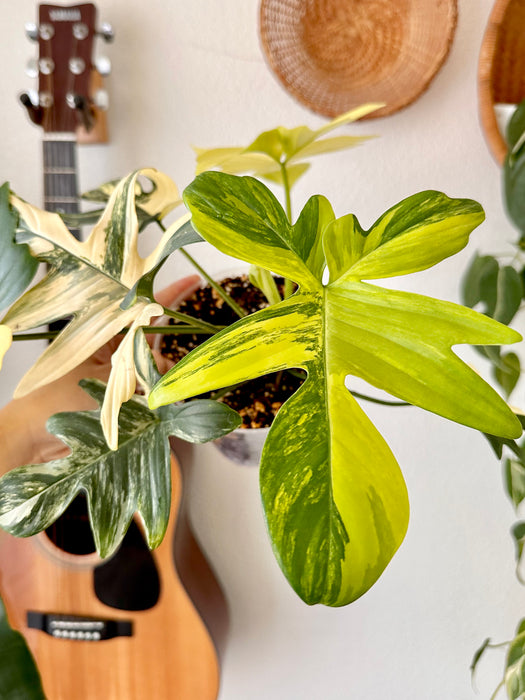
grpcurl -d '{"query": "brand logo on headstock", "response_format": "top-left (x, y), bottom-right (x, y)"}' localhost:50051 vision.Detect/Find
top-left (49, 9), bottom-right (82, 22)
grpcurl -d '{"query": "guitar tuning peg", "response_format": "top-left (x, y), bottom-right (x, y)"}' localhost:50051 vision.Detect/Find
top-left (93, 89), bottom-right (109, 111)
top-left (25, 58), bottom-right (39, 79)
top-left (95, 56), bottom-right (111, 77)
top-left (97, 22), bottom-right (114, 43)
top-left (25, 21), bottom-right (38, 41)
top-left (72, 94), bottom-right (95, 131)
top-left (19, 91), bottom-right (43, 125)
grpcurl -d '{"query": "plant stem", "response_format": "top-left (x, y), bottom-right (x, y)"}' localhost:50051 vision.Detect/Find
top-left (178, 247), bottom-right (248, 318)
top-left (351, 391), bottom-right (410, 407)
top-left (12, 331), bottom-right (58, 341)
top-left (161, 307), bottom-right (223, 333)
top-left (489, 680), bottom-right (505, 700)
top-left (142, 325), bottom-right (225, 335)
top-left (280, 162), bottom-right (295, 299)
top-left (155, 217), bottom-right (247, 318)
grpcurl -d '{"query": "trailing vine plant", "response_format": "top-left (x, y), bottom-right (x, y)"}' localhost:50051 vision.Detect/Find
top-left (465, 100), bottom-right (525, 699)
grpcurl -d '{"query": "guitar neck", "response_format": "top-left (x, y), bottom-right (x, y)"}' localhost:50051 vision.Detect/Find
top-left (43, 135), bottom-right (80, 239)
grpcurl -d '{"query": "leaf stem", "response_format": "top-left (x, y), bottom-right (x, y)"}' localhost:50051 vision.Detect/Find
top-left (161, 307), bottom-right (223, 333)
top-left (142, 325), bottom-right (225, 335)
top-left (178, 247), bottom-right (247, 318)
top-left (12, 331), bottom-right (58, 341)
top-left (351, 391), bottom-right (411, 407)
top-left (489, 680), bottom-right (505, 700)
top-left (280, 162), bottom-right (295, 299)
top-left (155, 218), bottom-right (247, 318)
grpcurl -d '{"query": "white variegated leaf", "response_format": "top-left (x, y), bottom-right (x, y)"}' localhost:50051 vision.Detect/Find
top-left (101, 302), bottom-right (163, 450)
top-left (1, 169), bottom-right (199, 446)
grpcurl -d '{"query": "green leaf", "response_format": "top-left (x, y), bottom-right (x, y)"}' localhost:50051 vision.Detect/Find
top-left (461, 254), bottom-right (499, 314)
top-left (150, 173), bottom-right (521, 607)
top-left (505, 456), bottom-right (525, 510)
top-left (507, 101), bottom-right (525, 151)
top-left (470, 637), bottom-right (492, 680)
top-left (0, 379), bottom-right (240, 558)
top-left (506, 623), bottom-right (525, 698)
top-left (494, 266), bottom-right (523, 325)
top-left (512, 521), bottom-right (525, 583)
top-left (504, 102), bottom-right (525, 234)
top-left (0, 183), bottom-right (38, 312)
top-left (1, 170), bottom-right (199, 448)
top-left (495, 352), bottom-right (521, 398)
top-left (0, 595), bottom-right (45, 699)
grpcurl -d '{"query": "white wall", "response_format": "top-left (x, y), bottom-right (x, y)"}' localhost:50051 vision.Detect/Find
top-left (0, 1), bottom-right (522, 698)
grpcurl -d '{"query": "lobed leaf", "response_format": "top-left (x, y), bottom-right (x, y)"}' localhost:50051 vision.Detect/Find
top-left (151, 173), bottom-right (521, 606)
top-left (1, 170), bottom-right (198, 448)
top-left (193, 104), bottom-right (381, 188)
top-left (0, 379), bottom-right (240, 558)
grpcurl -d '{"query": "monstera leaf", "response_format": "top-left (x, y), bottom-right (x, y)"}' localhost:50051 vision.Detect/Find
top-left (0, 594), bottom-right (45, 699)
top-left (149, 172), bottom-right (522, 607)
top-left (0, 169), bottom-right (199, 448)
top-left (194, 104), bottom-right (380, 188)
top-left (0, 377), bottom-right (240, 558)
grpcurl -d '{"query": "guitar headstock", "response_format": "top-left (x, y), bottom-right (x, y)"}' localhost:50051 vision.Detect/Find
top-left (22, 3), bottom-right (112, 135)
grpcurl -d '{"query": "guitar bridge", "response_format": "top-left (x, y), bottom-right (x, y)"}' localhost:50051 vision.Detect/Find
top-left (27, 611), bottom-right (133, 641)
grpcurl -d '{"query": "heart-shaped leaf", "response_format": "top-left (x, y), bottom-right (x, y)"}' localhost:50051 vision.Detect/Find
top-left (0, 379), bottom-right (240, 558)
top-left (149, 172), bottom-right (521, 606)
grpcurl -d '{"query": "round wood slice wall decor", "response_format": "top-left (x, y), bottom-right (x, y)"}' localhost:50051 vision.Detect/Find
top-left (259, 0), bottom-right (458, 119)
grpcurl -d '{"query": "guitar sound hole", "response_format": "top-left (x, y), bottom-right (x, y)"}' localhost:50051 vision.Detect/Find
top-left (94, 521), bottom-right (160, 611)
top-left (45, 494), bottom-right (96, 555)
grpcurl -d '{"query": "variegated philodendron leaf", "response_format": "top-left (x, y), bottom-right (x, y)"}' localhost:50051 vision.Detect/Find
top-left (506, 619), bottom-right (525, 699)
top-left (0, 183), bottom-right (38, 313)
top-left (0, 379), bottom-right (240, 558)
top-left (0, 168), bottom-right (200, 448)
top-left (149, 172), bottom-right (522, 607)
top-left (0, 594), bottom-right (45, 699)
top-left (194, 104), bottom-right (381, 188)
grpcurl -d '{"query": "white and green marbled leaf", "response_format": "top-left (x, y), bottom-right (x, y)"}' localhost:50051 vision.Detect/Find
top-left (0, 379), bottom-right (240, 558)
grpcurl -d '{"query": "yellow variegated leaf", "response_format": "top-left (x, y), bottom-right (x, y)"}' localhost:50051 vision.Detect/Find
top-left (152, 172), bottom-right (522, 608)
top-left (193, 104), bottom-right (382, 188)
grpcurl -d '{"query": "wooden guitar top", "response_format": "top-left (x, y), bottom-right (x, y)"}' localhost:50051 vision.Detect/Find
top-left (0, 455), bottom-right (221, 700)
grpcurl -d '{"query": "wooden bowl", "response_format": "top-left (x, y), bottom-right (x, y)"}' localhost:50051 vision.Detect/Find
top-left (259, 0), bottom-right (458, 119)
top-left (479, 0), bottom-right (525, 164)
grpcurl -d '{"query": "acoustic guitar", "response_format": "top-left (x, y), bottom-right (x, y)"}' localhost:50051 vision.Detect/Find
top-left (0, 5), bottom-right (226, 698)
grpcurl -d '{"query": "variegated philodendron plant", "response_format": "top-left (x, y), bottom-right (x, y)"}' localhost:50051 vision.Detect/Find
top-left (0, 107), bottom-right (522, 609)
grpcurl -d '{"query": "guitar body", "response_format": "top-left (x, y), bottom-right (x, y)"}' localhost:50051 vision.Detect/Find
top-left (0, 455), bottom-right (221, 700)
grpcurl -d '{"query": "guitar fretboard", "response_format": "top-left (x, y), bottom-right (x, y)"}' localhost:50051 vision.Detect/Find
top-left (43, 135), bottom-right (80, 239)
